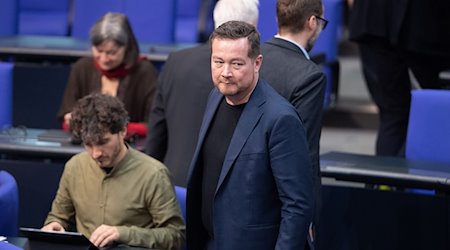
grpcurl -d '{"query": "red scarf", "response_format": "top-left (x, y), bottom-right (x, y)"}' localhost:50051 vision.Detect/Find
top-left (94, 60), bottom-right (130, 79)
top-left (93, 56), bottom-right (146, 79)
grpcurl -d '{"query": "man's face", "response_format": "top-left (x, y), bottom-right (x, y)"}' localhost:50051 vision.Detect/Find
top-left (211, 37), bottom-right (262, 105)
top-left (91, 40), bottom-right (126, 70)
top-left (84, 130), bottom-right (126, 168)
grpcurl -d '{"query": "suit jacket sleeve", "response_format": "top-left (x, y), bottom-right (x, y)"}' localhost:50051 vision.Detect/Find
top-left (57, 58), bottom-right (90, 123)
top-left (270, 112), bottom-right (314, 249)
top-left (145, 58), bottom-right (173, 161)
top-left (292, 70), bottom-right (326, 167)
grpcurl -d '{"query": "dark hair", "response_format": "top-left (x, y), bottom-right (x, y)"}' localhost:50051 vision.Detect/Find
top-left (70, 93), bottom-right (129, 144)
top-left (209, 20), bottom-right (261, 59)
top-left (277, 0), bottom-right (323, 33)
top-left (90, 12), bottom-right (140, 69)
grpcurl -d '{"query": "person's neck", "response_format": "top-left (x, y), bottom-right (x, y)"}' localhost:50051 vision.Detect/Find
top-left (277, 31), bottom-right (308, 50)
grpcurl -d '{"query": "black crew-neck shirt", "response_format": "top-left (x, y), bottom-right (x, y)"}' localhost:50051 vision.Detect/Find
top-left (200, 98), bottom-right (245, 239)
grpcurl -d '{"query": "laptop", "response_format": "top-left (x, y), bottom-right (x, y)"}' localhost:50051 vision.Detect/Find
top-left (20, 227), bottom-right (98, 250)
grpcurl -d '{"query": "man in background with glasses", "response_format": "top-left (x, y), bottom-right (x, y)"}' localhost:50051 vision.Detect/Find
top-left (260, 0), bottom-right (327, 249)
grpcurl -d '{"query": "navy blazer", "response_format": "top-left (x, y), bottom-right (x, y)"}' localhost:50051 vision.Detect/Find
top-left (186, 79), bottom-right (314, 250)
top-left (261, 37), bottom-right (326, 233)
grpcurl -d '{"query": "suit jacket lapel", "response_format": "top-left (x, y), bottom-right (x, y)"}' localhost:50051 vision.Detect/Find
top-left (215, 80), bottom-right (266, 193)
top-left (187, 89), bottom-right (222, 182)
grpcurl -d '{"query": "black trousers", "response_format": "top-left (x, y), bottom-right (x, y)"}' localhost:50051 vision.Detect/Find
top-left (358, 39), bottom-right (449, 156)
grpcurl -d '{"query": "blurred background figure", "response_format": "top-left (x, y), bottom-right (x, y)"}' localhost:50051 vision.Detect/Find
top-left (348, 0), bottom-right (450, 156)
top-left (58, 12), bottom-right (158, 139)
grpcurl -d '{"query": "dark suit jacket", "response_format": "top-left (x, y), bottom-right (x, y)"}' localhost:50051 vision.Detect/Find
top-left (145, 44), bottom-right (213, 186)
top-left (186, 79), bottom-right (314, 250)
top-left (349, 0), bottom-right (450, 57)
top-left (261, 37), bottom-right (326, 226)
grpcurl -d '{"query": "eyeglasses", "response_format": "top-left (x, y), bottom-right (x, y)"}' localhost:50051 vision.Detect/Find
top-left (314, 16), bottom-right (328, 31)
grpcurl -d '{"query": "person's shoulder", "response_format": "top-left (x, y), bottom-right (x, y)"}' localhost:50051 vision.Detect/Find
top-left (65, 152), bottom-right (92, 171)
top-left (167, 43), bottom-right (210, 62)
top-left (70, 57), bottom-right (95, 75)
top-left (133, 59), bottom-right (157, 75)
top-left (73, 57), bottom-right (94, 68)
top-left (129, 148), bottom-right (168, 172)
top-left (260, 80), bottom-right (293, 105)
top-left (262, 42), bottom-right (323, 76)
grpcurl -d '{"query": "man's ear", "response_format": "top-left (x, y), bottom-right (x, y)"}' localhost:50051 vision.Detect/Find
top-left (306, 15), bottom-right (317, 32)
top-left (254, 54), bottom-right (263, 72)
top-left (121, 126), bottom-right (128, 137)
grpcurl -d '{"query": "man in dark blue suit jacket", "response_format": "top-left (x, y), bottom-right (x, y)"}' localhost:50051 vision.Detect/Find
top-left (186, 21), bottom-right (313, 250)
top-left (145, 0), bottom-right (260, 187)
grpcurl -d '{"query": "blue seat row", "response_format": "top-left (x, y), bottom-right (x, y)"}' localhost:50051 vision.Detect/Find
top-left (0, 0), bottom-right (208, 43)
top-left (0, 62), bottom-right (13, 128)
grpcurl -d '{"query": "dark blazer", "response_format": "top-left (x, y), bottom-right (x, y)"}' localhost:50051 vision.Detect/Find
top-left (261, 37), bottom-right (326, 227)
top-left (186, 79), bottom-right (314, 250)
top-left (58, 57), bottom-right (158, 123)
top-left (349, 0), bottom-right (450, 57)
top-left (145, 44), bottom-right (213, 186)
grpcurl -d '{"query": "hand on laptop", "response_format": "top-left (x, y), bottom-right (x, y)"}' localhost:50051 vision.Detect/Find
top-left (41, 221), bottom-right (66, 232)
top-left (90, 224), bottom-right (119, 248)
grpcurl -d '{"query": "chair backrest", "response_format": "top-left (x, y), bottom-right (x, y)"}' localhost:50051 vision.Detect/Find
top-left (406, 89), bottom-right (450, 163)
top-left (0, 170), bottom-right (19, 236)
top-left (174, 186), bottom-right (186, 220)
top-left (70, 0), bottom-right (122, 40)
top-left (71, 0), bottom-right (176, 43)
top-left (0, 62), bottom-right (14, 128)
top-left (18, 0), bottom-right (71, 36)
top-left (123, 0), bottom-right (176, 44)
top-left (257, 0), bottom-right (277, 43)
top-left (175, 0), bottom-right (202, 43)
top-left (0, 0), bottom-right (18, 36)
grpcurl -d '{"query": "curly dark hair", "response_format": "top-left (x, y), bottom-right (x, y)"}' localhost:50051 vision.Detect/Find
top-left (70, 93), bottom-right (129, 144)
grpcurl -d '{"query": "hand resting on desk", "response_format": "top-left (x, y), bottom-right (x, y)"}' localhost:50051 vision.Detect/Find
top-left (43, 222), bottom-right (120, 248)
top-left (41, 221), bottom-right (65, 232)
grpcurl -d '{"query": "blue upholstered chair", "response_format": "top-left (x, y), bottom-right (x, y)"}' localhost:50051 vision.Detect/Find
top-left (174, 186), bottom-right (186, 250)
top-left (175, 186), bottom-right (186, 221)
top-left (0, 170), bottom-right (19, 237)
top-left (0, 62), bottom-right (14, 128)
top-left (123, 0), bottom-right (176, 43)
top-left (175, 0), bottom-right (202, 43)
top-left (18, 0), bottom-right (71, 36)
top-left (71, 0), bottom-right (176, 43)
top-left (257, 0), bottom-right (277, 44)
top-left (405, 89), bottom-right (450, 195)
top-left (70, 0), bottom-right (122, 40)
top-left (310, 0), bottom-right (344, 108)
top-left (406, 89), bottom-right (450, 163)
top-left (0, 0), bottom-right (18, 36)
